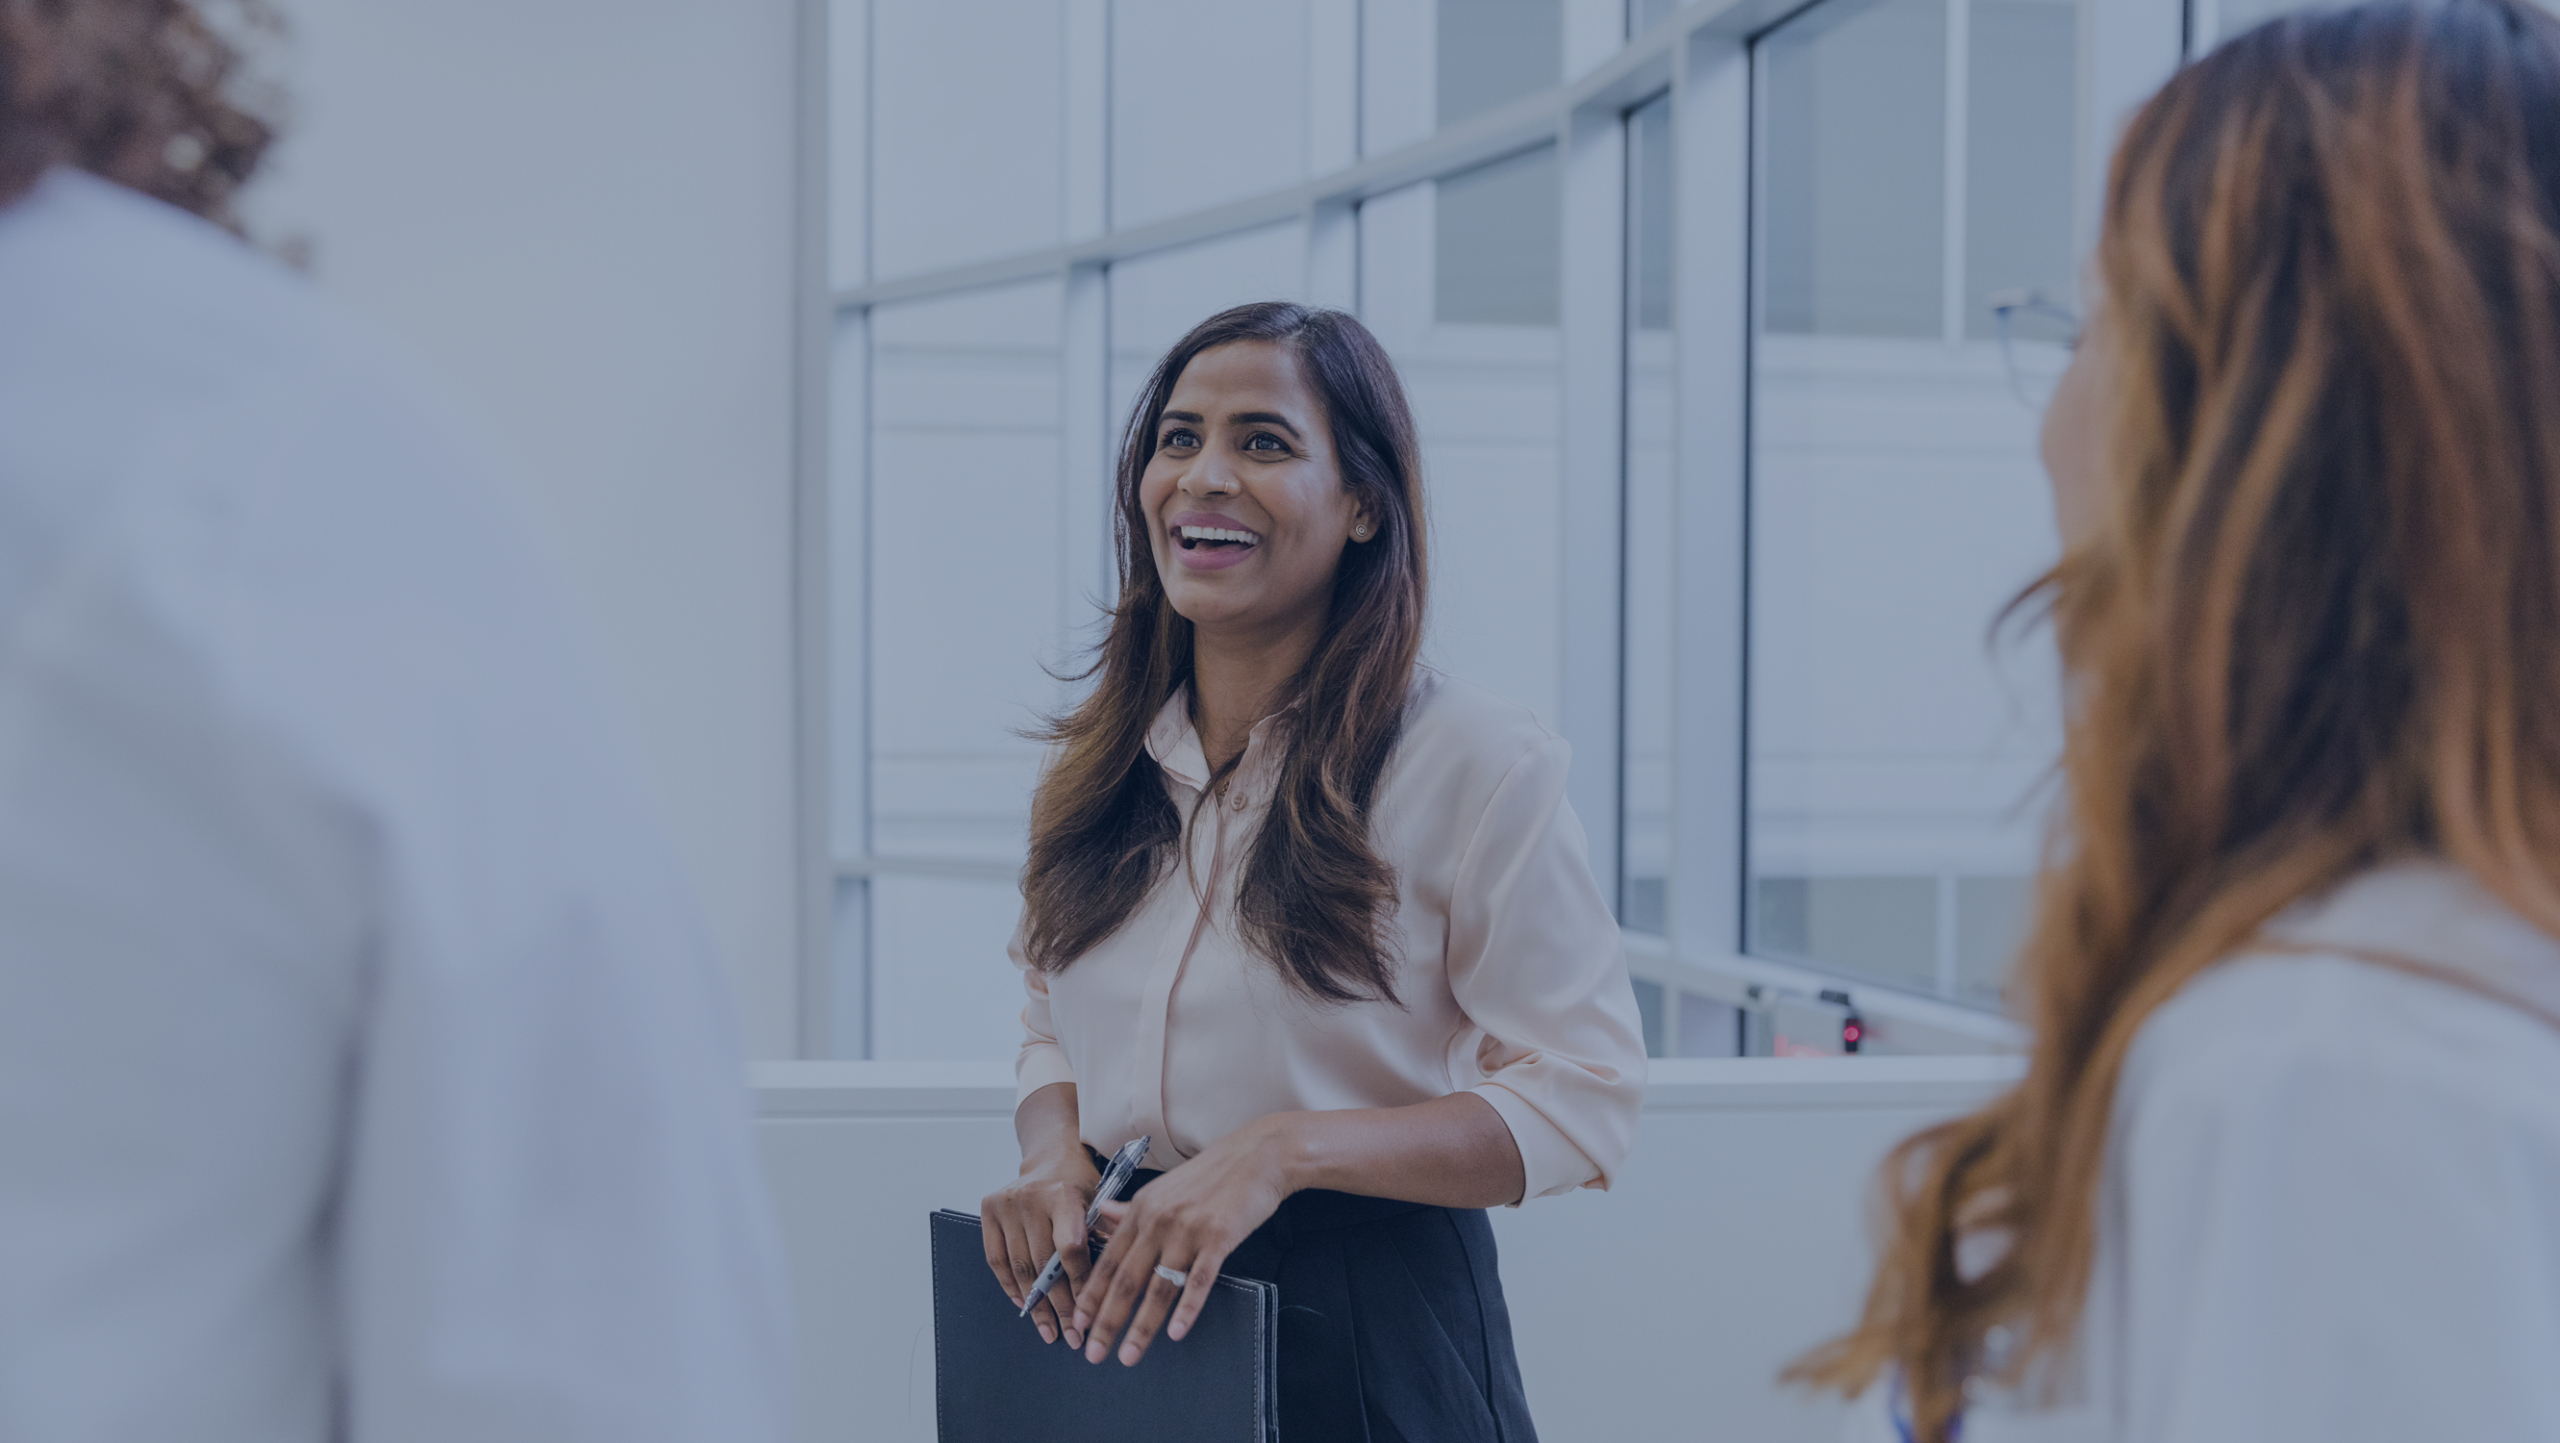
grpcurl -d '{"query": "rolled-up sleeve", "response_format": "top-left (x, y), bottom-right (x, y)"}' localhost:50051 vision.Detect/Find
top-left (1446, 735), bottom-right (1648, 1201)
top-left (1013, 914), bottom-right (1078, 1106)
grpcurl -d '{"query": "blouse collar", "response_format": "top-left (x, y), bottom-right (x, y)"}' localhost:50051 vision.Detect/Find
top-left (2261, 858), bottom-right (2560, 1023)
top-left (1144, 686), bottom-right (1292, 798)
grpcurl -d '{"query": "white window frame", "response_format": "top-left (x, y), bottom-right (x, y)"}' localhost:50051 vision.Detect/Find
top-left (796, 0), bottom-right (2187, 1059)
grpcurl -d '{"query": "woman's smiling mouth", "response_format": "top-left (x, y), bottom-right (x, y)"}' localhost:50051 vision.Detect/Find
top-left (1168, 513), bottom-right (1263, 571)
top-left (1177, 524), bottom-right (1261, 551)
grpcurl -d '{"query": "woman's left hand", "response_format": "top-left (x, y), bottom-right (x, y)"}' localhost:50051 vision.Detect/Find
top-left (1074, 1113), bottom-right (1299, 1366)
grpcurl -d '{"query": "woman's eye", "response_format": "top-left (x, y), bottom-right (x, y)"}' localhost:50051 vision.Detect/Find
top-left (1244, 432), bottom-right (1288, 453)
top-left (1159, 427), bottom-right (1199, 449)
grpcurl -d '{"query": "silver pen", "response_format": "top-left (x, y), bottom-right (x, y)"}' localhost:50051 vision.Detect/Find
top-left (1018, 1134), bottom-right (1151, 1319)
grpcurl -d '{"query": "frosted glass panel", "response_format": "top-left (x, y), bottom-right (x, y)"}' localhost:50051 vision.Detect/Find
top-left (869, 0), bottom-right (1065, 281)
top-left (869, 281), bottom-right (1068, 866)
top-left (1436, 144), bottom-right (1562, 326)
top-left (1758, 0), bottom-right (1946, 339)
top-left (1439, 0), bottom-right (1562, 127)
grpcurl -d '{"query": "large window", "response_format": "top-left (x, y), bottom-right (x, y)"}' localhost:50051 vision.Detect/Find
top-left (819, 0), bottom-right (2189, 1060)
top-left (1744, 0), bottom-right (2078, 1007)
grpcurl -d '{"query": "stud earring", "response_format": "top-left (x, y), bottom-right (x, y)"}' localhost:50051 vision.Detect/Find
top-left (1352, 519), bottom-right (1373, 541)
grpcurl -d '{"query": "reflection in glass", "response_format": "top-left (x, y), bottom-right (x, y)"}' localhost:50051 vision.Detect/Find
top-left (1438, 0), bottom-right (1562, 128)
top-left (1745, 0), bottom-right (2073, 1006)
top-left (1436, 144), bottom-right (1562, 326)
top-left (1621, 95), bottom-right (1675, 935)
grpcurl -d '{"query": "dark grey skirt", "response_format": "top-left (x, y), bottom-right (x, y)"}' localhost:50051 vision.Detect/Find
top-left (1124, 1171), bottom-right (1541, 1443)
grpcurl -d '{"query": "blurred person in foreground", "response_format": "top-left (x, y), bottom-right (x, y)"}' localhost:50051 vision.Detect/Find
top-left (0, 4), bottom-right (791, 1440)
top-left (1796, 2), bottom-right (2560, 1439)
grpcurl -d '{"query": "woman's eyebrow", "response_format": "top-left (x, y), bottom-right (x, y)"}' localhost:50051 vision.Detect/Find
top-left (1228, 411), bottom-right (1301, 437)
top-left (1159, 410), bottom-right (1204, 424)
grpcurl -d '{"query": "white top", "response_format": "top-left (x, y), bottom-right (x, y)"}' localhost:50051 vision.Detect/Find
top-left (1014, 668), bottom-right (1648, 1201)
top-left (0, 170), bottom-right (791, 1442)
top-left (1849, 861), bottom-right (2560, 1442)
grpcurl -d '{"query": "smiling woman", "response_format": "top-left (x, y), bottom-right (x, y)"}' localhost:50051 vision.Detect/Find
top-left (1027, 303), bottom-right (1427, 1005)
top-left (978, 301), bottom-right (1647, 1439)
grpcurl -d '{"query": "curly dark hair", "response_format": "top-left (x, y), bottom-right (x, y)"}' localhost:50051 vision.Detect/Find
top-left (0, 0), bottom-right (276, 225)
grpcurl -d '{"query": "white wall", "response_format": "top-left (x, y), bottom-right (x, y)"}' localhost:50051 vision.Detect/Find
top-left (758, 1055), bottom-right (2024, 1442)
top-left (242, 0), bottom-right (808, 1053)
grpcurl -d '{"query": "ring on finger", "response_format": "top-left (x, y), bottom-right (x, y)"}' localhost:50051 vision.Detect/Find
top-left (1153, 1264), bottom-right (1189, 1287)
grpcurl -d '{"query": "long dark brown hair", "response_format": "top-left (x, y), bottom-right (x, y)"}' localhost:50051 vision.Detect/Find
top-left (0, 0), bottom-right (275, 224)
top-left (1792, 2), bottom-right (2560, 1436)
top-left (1021, 302), bottom-right (1427, 1003)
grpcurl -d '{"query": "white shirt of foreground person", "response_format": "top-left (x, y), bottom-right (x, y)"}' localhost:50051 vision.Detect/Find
top-left (0, 170), bottom-right (791, 1442)
top-left (1845, 860), bottom-right (2560, 1443)
top-left (1016, 667), bottom-right (1647, 1199)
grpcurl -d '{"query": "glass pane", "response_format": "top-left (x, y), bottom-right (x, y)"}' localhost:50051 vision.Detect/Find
top-left (1966, 0), bottom-right (2079, 343)
top-left (1746, 0), bottom-right (2070, 1003)
top-left (869, 0), bottom-right (1065, 281)
top-left (869, 280), bottom-right (1066, 869)
top-left (1956, 874), bottom-right (2033, 1006)
top-left (1632, 977), bottom-right (1667, 1057)
top-left (1436, 144), bottom-right (1562, 326)
top-left (1622, 95), bottom-right (1675, 934)
top-left (1758, 0), bottom-right (1946, 339)
top-left (1754, 877), bottom-right (1938, 993)
top-left (1364, 178), bottom-right (1565, 726)
top-left (1114, 0), bottom-right (1310, 230)
top-left (1677, 993), bottom-right (1742, 1057)
top-left (1439, 0), bottom-right (1562, 128)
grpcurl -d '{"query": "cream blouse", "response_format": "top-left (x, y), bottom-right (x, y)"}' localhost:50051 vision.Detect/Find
top-left (1013, 667), bottom-right (1647, 1202)
top-left (1849, 862), bottom-right (2560, 1442)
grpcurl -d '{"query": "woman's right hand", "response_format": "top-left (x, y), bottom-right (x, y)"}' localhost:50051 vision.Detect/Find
top-left (982, 1140), bottom-right (1102, 1346)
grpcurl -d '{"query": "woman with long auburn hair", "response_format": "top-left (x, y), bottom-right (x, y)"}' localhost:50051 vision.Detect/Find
top-left (977, 301), bottom-right (1646, 1437)
top-left (1801, 3), bottom-right (2560, 1438)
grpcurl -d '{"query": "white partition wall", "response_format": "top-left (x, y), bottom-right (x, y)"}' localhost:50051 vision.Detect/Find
top-left (248, 0), bottom-right (810, 1053)
top-left (811, 0), bottom-right (2199, 1061)
top-left (758, 1056), bottom-right (2023, 1442)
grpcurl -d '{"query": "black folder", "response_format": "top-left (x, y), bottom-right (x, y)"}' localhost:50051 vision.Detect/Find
top-left (928, 1209), bottom-right (1279, 1443)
